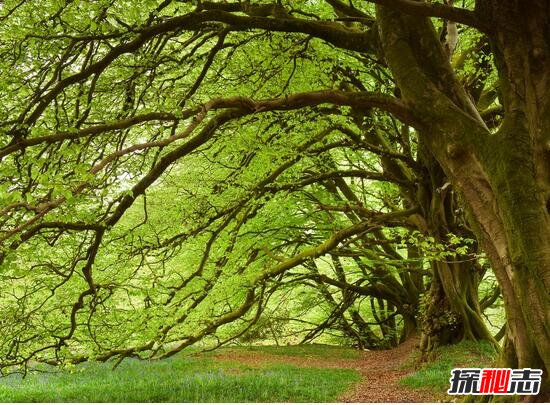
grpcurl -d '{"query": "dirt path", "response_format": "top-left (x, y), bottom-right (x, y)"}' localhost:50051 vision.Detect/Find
top-left (338, 338), bottom-right (438, 402)
top-left (213, 338), bottom-right (442, 403)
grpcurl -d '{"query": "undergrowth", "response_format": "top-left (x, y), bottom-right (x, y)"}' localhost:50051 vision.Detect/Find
top-left (400, 340), bottom-right (497, 394)
top-left (0, 346), bottom-right (360, 402)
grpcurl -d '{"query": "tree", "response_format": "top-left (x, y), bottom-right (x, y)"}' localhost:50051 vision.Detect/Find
top-left (0, 0), bottom-right (547, 397)
top-left (375, 1), bottom-right (550, 392)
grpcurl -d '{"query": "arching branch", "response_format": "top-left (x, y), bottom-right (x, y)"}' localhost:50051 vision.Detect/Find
top-left (367, 0), bottom-right (492, 33)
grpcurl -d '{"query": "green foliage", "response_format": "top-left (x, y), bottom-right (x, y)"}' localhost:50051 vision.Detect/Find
top-left (0, 0), bottom-right (506, 366)
top-left (402, 231), bottom-right (477, 261)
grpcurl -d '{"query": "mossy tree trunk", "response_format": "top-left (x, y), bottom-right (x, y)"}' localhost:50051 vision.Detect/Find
top-left (420, 260), bottom-right (496, 356)
top-left (351, 105), bottom-right (494, 352)
top-left (415, 146), bottom-right (496, 356)
top-left (378, 1), bottom-right (550, 398)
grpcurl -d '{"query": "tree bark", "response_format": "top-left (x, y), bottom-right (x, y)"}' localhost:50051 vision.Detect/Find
top-left (377, 1), bottom-right (550, 398)
top-left (415, 146), bottom-right (496, 356)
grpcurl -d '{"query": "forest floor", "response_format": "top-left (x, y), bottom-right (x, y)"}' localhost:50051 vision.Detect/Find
top-left (212, 338), bottom-right (444, 402)
top-left (0, 338), bottom-right (495, 402)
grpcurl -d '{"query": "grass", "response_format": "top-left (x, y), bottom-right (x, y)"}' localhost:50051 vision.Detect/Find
top-left (235, 343), bottom-right (362, 359)
top-left (0, 346), bottom-right (361, 402)
top-left (400, 340), bottom-right (497, 393)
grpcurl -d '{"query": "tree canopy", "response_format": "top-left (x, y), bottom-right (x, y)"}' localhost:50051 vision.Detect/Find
top-left (0, 1), bottom-right (548, 396)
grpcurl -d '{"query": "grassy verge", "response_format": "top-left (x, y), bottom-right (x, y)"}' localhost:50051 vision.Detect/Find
top-left (399, 340), bottom-right (497, 394)
top-left (0, 347), bottom-right (360, 402)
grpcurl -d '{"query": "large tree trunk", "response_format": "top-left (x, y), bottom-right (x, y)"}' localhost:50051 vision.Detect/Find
top-left (415, 146), bottom-right (496, 357)
top-left (353, 103), bottom-right (495, 353)
top-left (476, 0), bottom-right (550, 379)
top-left (377, 1), bottom-right (550, 398)
top-left (419, 260), bottom-right (496, 357)
top-left (449, 117), bottom-right (550, 401)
